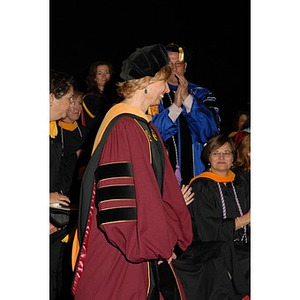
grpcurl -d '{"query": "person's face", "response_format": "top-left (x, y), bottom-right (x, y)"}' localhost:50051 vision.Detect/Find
top-left (238, 114), bottom-right (248, 131)
top-left (167, 51), bottom-right (187, 84)
top-left (147, 80), bottom-right (170, 106)
top-left (64, 94), bottom-right (83, 122)
top-left (209, 142), bottom-right (234, 176)
top-left (50, 86), bottom-right (74, 120)
top-left (94, 65), bottom-right (111, 89)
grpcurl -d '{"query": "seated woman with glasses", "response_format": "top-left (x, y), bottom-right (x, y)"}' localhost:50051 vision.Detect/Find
top-left (173, 134), bottom-right (250, 300)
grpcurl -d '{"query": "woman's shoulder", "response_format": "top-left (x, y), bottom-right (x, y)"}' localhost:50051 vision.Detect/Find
top-left (84, 88), bottom-right (107, 101)
top-left (107, 114), bottom-right (146, 135)
top-left (190, 175), bottom-right (215, 190)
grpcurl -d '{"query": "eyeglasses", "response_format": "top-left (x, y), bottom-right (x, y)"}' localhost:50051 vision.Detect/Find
top-left (168, 62), bottom-right (185, 68)
top-left (210, 151), bottom-right (233, 157)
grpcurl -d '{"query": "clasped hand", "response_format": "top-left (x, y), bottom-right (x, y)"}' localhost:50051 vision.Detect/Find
top-left (173, 74), bottom-right (189, 107)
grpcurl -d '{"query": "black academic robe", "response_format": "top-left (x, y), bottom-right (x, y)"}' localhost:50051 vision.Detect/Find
top-left (56, 121), bottom-right (87, 197)
top-left (50, 135), bottom-right (62, 193)
top-left (173, 171), bottom-right (250, 299)
top-left (80, 88), bottom-right (112, 161)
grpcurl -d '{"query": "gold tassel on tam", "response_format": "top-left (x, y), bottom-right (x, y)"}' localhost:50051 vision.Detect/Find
top-left (178, 47), bottom-right (184, 62)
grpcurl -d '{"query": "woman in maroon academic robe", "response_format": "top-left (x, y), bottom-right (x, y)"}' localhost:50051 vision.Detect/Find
top-left (72, 44), bottom-right (193, 300)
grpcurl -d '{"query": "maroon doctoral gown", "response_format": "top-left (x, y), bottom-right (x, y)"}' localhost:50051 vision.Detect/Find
top-left (72, 103), bottom-right (192, 299)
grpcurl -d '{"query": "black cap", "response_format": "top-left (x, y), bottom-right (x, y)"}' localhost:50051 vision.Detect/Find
top-left (165, 43), bottom-right (192, 62)
top-left (120, 44), bottom-right (169, 80)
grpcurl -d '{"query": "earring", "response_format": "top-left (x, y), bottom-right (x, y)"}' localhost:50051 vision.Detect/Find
top-left (144, 89), bottom-right (148, 94)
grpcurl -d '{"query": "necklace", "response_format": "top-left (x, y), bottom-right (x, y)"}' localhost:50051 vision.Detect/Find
top-left (167, 92), bottom-right (182, 185)
top-left (217, 182), bottom-right (248, 243)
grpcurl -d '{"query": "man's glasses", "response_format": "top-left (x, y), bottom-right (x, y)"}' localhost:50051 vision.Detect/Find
top-left (168, 62), bottom-right (185, 68)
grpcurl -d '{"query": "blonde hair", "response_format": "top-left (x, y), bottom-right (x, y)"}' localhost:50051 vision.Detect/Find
top-left (116, 65), bottom-right (171, 99)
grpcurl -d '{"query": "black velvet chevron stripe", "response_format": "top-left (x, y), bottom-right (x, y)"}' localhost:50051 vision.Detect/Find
top-left (95, 162), bottom-right (133, 182)
top-left (96, 185), bottom-right (136, 204)
top-left (97, 207), bottom-right (137, 225)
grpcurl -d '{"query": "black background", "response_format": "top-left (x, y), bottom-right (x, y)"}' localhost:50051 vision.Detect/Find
top-left (50, 0), bottom-right (250, 134)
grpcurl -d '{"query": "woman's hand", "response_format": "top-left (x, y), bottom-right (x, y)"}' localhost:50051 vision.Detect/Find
top-left (243, 209), bottom-right (251, 225)
top-left (49, 192), bottom-right (71, 234)
top-left (50, 222), bottom-right (59, 235)
top-left (49, 192), bottom-right (71, 206)
top-left (181, 184), bottom-right (195, 206)
top-left (235, 209), bottom-right (251, 230)
top-left (158, 252), bottom-right (177, 265)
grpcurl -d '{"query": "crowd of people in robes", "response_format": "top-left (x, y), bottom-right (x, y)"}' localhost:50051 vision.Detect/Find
top-left (50, 43), bottom-right (250, 300)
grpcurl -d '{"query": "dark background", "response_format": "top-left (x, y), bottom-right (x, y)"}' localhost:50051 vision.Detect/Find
top-left (50, 0), bottom-right (250, 134)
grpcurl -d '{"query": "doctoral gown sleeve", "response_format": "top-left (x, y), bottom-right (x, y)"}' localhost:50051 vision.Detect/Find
top-left (95, 117), bottom-right (192, 263)
top-left (182, 97), bottom-right (219, 144)
top-left (189, 178), bottom-right (236, 242)
top-left (152, 97), bottom-right (219, 144)
top-left (191, 86), bottom-right (220, 127)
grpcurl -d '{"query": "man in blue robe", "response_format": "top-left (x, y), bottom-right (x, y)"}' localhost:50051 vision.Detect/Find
top-left (151, 43), bottom-right (220, 185)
